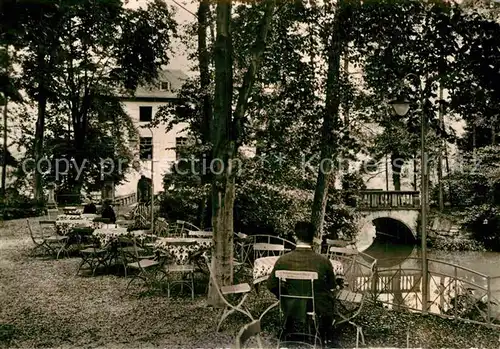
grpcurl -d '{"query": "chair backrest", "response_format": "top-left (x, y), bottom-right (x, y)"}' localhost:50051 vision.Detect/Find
top-left (27, 219), bottom-right (41, 244)
top-left (188, 230), bottom-right (212, 238)
top-left (275, 270), bottom-right (318, 321)
top-left (327, 247), bottom-right (357, 261)
top-left (253, 243), bottom-right (286, 260)
top-left (235, 320), bottom-right (262, 349)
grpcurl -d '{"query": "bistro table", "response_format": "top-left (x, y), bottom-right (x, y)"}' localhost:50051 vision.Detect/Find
top-left (252, 256), bottom-right (344, 285)
top-left (154, 237), bottom-right (213, 264)
top-left (56, 214), bottom-right (99, 235)
top-left (92, 228), bottom-right (154, 245)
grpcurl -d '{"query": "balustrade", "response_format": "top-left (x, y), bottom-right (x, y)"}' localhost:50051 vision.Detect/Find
top-left (358, 190), bottom-right (420, 210)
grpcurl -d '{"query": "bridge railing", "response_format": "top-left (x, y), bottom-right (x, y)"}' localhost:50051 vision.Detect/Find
top-left (347, 257), bottom-right (500, 329)
top-left (114, 192), bottom-right (137, 207)
top-left (358, 190), bottom-right (420, 210)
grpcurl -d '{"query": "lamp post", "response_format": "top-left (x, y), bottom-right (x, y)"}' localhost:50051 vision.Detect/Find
top-left (147, 127), bottom-right (154, 232)
top-left (389, 73), bottom-right (429, 314)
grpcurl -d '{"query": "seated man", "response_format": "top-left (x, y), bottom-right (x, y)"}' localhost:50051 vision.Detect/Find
top-left (82, 196), bottom-right (97, 214)
top-left (100, 199), bottom-right (116, 224)
top-left (267, 221), bottom-right (336, 344)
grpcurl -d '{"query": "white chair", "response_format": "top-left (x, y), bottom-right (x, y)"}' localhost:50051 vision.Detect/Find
top-left (206, 257), bottom-right (253, 331)
top-left (275, 270), bottom-right (322, 348)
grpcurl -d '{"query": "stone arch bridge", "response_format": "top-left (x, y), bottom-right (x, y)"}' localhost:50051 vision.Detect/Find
top-left (355, 191), bottom-right (420, 250)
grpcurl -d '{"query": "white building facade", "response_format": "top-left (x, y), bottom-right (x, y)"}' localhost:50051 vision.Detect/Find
top-left (115, 70), bottom-right (189, 197)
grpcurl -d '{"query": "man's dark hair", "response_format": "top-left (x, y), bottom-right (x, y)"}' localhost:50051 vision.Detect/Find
top-left (294, 221), bottom-right (315, 243)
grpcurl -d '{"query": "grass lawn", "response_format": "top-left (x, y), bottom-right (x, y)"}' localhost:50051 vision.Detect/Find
top-left (0, 218), bottom-right (499, 348)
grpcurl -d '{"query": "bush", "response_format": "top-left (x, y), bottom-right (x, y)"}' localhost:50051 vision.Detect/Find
top-left (461, 204), bottom-right (500, 251)
top-left (159, 184), bottom-right (210, 227)
top-left (234, 182), bottom-right (312, 238)
top-left (341, 171), bottom-right (366, 207)
top-left (0, 191), bottom-right (46, 220)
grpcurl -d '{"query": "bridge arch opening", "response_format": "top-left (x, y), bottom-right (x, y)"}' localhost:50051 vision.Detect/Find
top-left (358, 217), bottom-right (416, 268)
top-left (372, 217), bottom-right (416, 244)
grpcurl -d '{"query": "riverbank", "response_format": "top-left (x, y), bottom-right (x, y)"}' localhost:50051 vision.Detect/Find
top-left (1, 218), bottom-right (500, 348)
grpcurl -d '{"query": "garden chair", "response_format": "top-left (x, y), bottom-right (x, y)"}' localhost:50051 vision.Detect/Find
top-left (155, 217), bottom-right (169, 237)
top-left (27, 219), bottom-right (68, 258)
top-left (206, 257), bottom-right (253, 331)
top-left (275, 270), bottom-right (322, 348)
top-left (172, 220), bottom-right (200, 236)
top-left (162, 240), bottom-right (197, 299)
top-left (76, 238), bottom-right (110, 276)
top-left (125, 238), bottom-right (162, 294)
top-left (333, 259), bottom-right (377, 348)
top-left (253, 243), bottom-right (286, 263)
top-left (235, 320), bottom-right (263, 349)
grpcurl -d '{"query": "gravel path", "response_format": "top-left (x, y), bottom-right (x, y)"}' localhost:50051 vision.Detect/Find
top-left (1, 218), bottom-right (499, 348)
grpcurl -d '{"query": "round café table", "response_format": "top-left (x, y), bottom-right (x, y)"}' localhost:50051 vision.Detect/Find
top-left (252, 256), bottom-right (344, 285)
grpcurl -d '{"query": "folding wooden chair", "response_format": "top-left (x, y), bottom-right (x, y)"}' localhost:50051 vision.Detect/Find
top-left (254, 243), bottom-right (286, 261)
top-left (206, 257), bottom-right (253, 331)
top-left (125, 238), bottom-right (162, 294)
top-left (76, 240), bottom-right (110, 276)
top-left (162, 241), bottom-right (196, 299)
top-left (27, 219), bottom-right (68, 258)
top-left (275, 270), bottom-right (322, 348)
top-left (235, 320), bottom-right (263, 349)
top-left (334, 259), bottom-right (377, 348)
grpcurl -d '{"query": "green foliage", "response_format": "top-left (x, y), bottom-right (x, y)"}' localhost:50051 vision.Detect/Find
top-left (341, 171), bottom-right (366, 207)
top-left (437, 146), bottom-right (500, 207)
top-left (234, 182), bottom-right (311, 237)
top-left (7, 0), bottom-right (176, 195)
top-left (461, 204), bottom-right (500, 251)
top-left (0, 189), bottom-right (45, 220)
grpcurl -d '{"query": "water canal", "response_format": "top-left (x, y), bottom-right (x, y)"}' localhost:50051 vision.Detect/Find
top-left (358, 232), bottom-right (500, 325)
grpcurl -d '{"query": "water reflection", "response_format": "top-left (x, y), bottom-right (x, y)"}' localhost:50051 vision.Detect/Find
top-left (357, 236), bottom-right (500, 323)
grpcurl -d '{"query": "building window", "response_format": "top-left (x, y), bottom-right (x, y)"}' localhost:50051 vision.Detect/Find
top-left (176, 137), bottom-right (187, 160)
top-left (160, 81), bottom-right (171, 91)
top-left (139, 106), bottom-right (153, 122)
top-left (139, 137), bottom-right (153, 160)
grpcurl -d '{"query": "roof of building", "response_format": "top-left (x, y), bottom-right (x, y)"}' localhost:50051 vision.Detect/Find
top-left (124, 69), bottom-right (189, 100)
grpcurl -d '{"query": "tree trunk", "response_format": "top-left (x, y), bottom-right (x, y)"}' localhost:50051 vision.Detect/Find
top-left (1, 98), bottom-right (7, 198)
top-left (437, 85), bottom-right (444, 211)
top-left (492, 116), bottom-right (497, 145)
top-left (34, 93), bottom-right (47, 203)
top-left (208, 0), bottom-right (275, 305)
top-left (311, 0), bottom-right (347, 248)
top-left (198, 0), bottom-right (213, 146)
top-left (472, 117), bottom-right (477, 158)
top-left (208, 0), bottom-right (234, 307)
top-left (413, 156), bottom-right (417, 191)
top-left (391, 154), bottom-right (402, 191)
top-left (198, 0), bottom-right (214, 228)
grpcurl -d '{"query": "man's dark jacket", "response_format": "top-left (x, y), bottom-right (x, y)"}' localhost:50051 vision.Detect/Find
top-left (267, 246), bottom-right (336, 320)
top-left (83, 203), bottom-right (97, 214)
top-left (101, 206), bottom-right (116, 224)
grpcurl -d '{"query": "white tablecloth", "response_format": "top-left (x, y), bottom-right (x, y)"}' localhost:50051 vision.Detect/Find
top-left (253, 256), bottom-right (344, 284)
top-left (154, 237), bottom-right (213, 264)
top-left (55, 214), bottom-right (99, 235)
top-left (93, 228), bottom-right (151, 245)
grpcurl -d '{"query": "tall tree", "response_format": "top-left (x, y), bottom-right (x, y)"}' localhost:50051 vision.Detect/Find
top-left (208, 0), bottom-right (276, 305)
top-left (12, 0), bottom-right (176, 201)
top-left (311, 0), bottom-right (352, 245)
